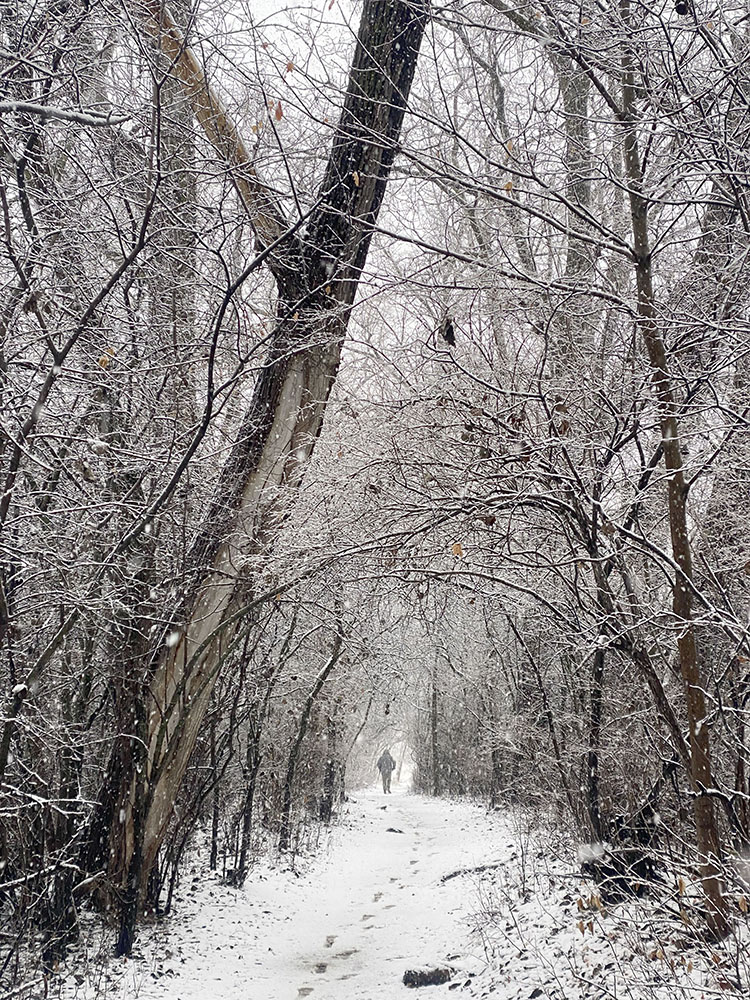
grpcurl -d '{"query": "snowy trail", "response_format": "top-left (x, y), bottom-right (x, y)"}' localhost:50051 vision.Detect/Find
top-left (58, 791), bottom-right (747, 1000)
top-left (116, 789), bottom-right (506, 999)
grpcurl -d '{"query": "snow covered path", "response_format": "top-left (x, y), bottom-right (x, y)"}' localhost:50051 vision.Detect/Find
top-left (57, 790), bottom-right (750, 1000)
top-left (115, 789), bottom-right (505, 999)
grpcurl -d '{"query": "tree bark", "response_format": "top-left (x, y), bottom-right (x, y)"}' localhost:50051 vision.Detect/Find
top-left (619, 0), bottom-right (726, 936)
top-left (489, 744), bottom-right (503, 809)
top-left (237, 629), bottom-right (289, 882)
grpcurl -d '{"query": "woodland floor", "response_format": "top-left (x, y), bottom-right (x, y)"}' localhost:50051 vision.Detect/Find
top-left (53, 788), bottom-right (750, 1000)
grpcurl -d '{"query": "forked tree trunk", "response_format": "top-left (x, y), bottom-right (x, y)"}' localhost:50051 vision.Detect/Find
top-left (97, 0), bottom-right (428, 947)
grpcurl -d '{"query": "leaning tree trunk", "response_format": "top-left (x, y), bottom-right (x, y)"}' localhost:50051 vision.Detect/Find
top-left (97, 0), bottom-right (429, 949)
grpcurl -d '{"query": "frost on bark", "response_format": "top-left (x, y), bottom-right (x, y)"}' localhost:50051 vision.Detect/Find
top-left (91, 0), bottom-right (429, 947)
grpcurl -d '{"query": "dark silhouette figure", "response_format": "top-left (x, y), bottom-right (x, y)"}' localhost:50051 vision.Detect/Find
top-left (376, 749), bottom-right (396, 793)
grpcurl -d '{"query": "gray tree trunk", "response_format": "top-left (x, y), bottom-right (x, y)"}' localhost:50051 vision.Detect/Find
top-left (619, 0), bottom-right (726, 936)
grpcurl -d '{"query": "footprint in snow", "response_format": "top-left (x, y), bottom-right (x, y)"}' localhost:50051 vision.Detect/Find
top-left (313, 962), bottom-right (327, 974)
top-left (297, 990), bottom-right (314, 998)
top-left (373, 892), bottom-right (383, 902)
top-left (335, 949), bottom-right (358, 959)
top-left (324, 935), bottom-right (336, 948)
top-left (361, 913), bottom-right (374, 921)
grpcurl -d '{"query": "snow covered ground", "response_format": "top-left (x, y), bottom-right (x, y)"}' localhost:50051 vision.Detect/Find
top-left (58, 787), bottom-right (495, 999)
top-left (54, 787), bottom-right (749, 999)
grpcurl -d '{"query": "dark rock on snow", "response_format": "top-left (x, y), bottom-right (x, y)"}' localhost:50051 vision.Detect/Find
top-left (403, 966), bottom-right (454, 988)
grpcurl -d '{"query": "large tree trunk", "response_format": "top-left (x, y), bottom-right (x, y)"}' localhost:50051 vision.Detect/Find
top-left (97, 0), bottom-right (428, 945)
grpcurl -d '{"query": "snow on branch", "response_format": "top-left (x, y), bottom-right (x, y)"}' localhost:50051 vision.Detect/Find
top-left (0, 101), bottom-right (129, 126)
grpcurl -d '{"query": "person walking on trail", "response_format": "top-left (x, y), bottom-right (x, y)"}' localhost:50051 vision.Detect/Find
top-left (377, 749), bottom-right (396, 793)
